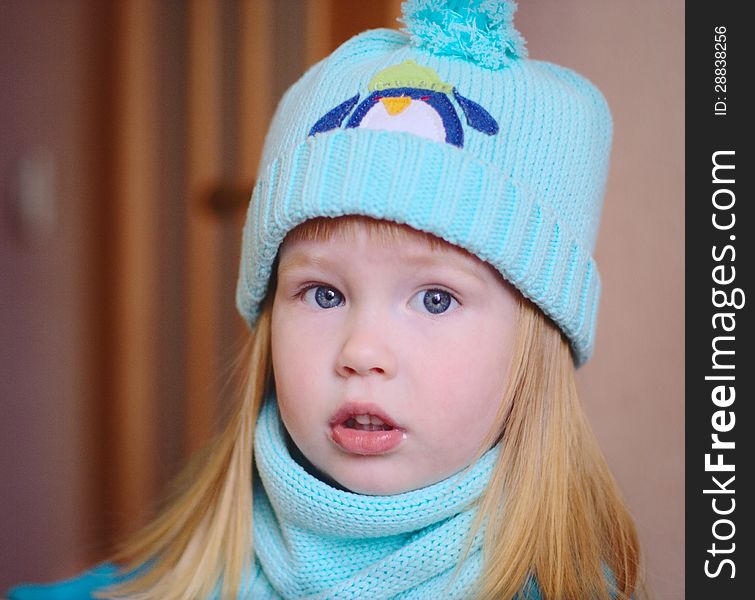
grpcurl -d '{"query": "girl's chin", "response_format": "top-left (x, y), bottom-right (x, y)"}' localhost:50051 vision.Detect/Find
top-left (285, 429), bottom-right (447, 495)
top-left (326, 462), bottom-right (439, 496)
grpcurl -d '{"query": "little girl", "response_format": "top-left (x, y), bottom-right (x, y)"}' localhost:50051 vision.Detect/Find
top-left (8, 1), bottom-right (643, 598)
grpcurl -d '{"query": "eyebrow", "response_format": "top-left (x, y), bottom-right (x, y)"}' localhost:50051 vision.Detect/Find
top-left (277, 249), bottom-right (488, 284)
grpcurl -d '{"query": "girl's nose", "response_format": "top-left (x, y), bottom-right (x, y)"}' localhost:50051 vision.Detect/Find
top-left (336, 325), bottom-right (397, 379)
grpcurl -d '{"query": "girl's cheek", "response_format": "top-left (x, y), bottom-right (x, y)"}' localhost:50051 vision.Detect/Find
top-left (281, 317), bottom-right (335, 376)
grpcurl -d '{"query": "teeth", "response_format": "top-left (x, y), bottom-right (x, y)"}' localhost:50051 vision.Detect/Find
top-left (353, 414), bottom-right (387, 426)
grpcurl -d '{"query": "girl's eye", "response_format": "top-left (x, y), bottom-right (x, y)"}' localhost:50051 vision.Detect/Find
top-left (413, 289), bottom-right (459, 315)
top-left (301, 285), bottom-right (344, 309)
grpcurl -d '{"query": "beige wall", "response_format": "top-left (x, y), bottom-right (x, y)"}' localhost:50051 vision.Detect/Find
top-left (0, 0), bottom-right (105, 590)
top-left (516, 2), bottom-right (685, 598)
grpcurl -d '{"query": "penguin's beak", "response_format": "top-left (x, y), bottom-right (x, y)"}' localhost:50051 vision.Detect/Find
top-left (380, 96), bottom-right (411, 116)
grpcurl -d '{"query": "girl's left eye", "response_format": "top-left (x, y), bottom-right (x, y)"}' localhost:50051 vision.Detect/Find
top-left (300, 285), bottom-right (344, 309)
top-left (411, 289), bottom-right (460, 315)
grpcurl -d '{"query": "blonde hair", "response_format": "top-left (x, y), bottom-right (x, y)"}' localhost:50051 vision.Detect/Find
top-left (100, 216), bottom-right (644, 599)
top-left (464, 290), bottom-right (644, 600)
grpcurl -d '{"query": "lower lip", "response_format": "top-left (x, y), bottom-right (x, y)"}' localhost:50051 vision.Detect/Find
top-left (330, 424), bottom-right (405, 455)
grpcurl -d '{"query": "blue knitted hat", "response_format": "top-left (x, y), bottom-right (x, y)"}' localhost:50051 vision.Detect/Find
top-left (236, 0), bottom-right (612, 366)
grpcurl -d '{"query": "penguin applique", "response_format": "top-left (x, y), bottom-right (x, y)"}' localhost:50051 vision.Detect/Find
top-left (308, 60), bottom-right (499, 148)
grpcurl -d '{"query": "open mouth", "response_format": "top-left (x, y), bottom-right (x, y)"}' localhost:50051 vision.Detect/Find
top-left (342, 415), bottom-right (394, 432)
top-left (329, 402), bottom-right (405, 455)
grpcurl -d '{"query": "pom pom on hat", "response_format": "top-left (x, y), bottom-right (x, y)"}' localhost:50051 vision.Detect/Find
top-left (399, 0), bottom-right (528, 70)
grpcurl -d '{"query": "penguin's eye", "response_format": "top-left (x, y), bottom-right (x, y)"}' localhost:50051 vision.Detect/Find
top-left (420, 95), bottom-right (430, 101)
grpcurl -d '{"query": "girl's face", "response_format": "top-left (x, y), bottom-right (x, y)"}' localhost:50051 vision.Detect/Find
top-left (271, 220), bottom-right (519, 495)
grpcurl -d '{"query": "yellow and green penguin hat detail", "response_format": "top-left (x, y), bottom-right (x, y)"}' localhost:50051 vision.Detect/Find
top-left (308, 59), bottom-right (499, 148)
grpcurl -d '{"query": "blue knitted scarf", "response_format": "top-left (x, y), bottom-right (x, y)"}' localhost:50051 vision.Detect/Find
top-left (242, 395), bottom-right (501, 599)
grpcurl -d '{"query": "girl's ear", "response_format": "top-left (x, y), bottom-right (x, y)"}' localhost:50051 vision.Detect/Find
top-left (308, 94), bottom-right (360, 136)
top-left (452, 88), bottom-right (499, 135)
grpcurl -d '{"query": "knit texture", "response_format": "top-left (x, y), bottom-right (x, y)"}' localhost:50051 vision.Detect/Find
top-left (236, 6), bottom-right (612, 365)
top-left (239, 394), bottom-right (534, 599)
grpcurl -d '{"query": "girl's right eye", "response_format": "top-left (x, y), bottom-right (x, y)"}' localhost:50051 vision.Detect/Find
top-left (300, 285), bottom-right (344, 309)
